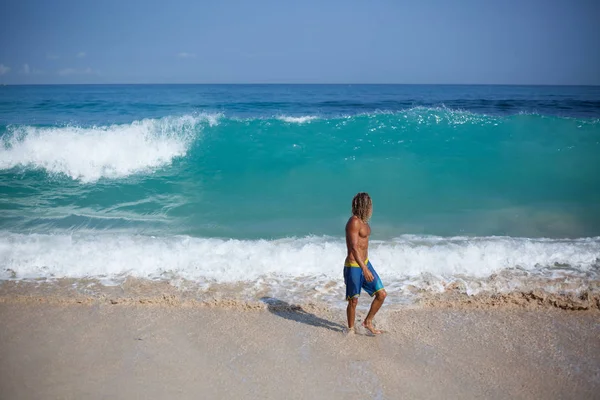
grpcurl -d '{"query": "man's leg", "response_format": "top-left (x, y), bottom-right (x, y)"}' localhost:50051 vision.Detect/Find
top-left (362, 289), bottom-right (387, 334)
top-left (346, 297), bottom-right (358, 330)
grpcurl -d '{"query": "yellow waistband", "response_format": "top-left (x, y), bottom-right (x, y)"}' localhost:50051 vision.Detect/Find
top-left (344, 258), bottom-right (368, 268)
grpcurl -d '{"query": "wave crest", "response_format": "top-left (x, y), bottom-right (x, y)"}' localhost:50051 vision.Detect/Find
top-left (277, 115), bottom-right (319, 124)
top-left (0, 114), bottom-right (219, 182)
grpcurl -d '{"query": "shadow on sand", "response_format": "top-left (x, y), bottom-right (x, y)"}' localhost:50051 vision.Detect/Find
top-left (260, 297), bottom-right (346, 333)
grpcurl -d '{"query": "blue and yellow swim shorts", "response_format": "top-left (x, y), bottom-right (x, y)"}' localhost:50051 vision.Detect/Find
top-left (343, 259), bottom-right (384, 300)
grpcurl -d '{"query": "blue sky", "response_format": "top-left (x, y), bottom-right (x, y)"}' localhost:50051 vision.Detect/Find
top-left (0, 0), bottom-right (598, 84)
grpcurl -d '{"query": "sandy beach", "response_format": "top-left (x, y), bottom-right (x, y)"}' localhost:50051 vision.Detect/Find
top-left (1, 291), bottom-right (598, 400)
top-left (2, 2), bottom-right (600, 399)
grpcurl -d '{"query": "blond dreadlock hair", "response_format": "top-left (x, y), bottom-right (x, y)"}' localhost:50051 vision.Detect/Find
top-left (351, 192), bottom-right (372, 223)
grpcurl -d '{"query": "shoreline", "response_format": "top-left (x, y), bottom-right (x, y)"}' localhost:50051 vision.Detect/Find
top-left (1, 278), bottom-right (599, 312)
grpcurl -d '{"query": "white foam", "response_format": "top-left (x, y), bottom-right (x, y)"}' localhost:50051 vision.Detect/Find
top-left (277, 116), bottom-right (318, 124)
top-left (0, 114), bottom-right (219, 182)
top-left (371, 235), bottom-right (600, 278)
top-left (1, 233), bottom-right (598, 292)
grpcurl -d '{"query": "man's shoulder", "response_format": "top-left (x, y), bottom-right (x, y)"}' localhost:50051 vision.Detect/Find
top-left (346, 215), bottom-right (362, 229)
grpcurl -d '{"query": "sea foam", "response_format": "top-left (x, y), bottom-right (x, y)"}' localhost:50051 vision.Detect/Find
top-left (277, 115), bottom-right (319, 124)
top-left (1, 233), bottom-right (598, 304)
top-left (0, 114), bottom-right (218, 182)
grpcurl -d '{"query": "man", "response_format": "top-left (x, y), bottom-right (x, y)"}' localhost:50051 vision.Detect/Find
top-left (344, 192), bottom-right (387, 335)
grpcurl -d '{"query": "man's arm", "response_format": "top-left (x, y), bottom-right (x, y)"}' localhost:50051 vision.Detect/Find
top-left (346, 218), bottom-right (375, 282)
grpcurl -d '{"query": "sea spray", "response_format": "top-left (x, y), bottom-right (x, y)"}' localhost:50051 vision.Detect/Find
top-left (0, 114), bottom-right (220, 182)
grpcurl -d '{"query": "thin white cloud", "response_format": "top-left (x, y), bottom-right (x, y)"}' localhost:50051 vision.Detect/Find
top-left (76, 52), bottom-right (86, 58)
top-left (58, 67), bottom-right (95, 76)
top-left (47, 54), bottom-right (60, 60)
top-left (18, 64), bottom-right (44, 75)
top-left (177, 52), bottom-right (196, 59)
top-left (58, 68), bottom-right (76, 76)
top-left (0, 64), bottom-right (9, 75)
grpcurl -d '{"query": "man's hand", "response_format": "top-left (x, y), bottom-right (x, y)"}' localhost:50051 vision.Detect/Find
top-left (362, 268), bottom-right (374, 282)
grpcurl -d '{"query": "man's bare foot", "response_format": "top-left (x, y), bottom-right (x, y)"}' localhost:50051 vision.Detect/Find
top-left (345, 326), bottom-right (356, 335)
top-left (362, 320), bottom-right (382, 335)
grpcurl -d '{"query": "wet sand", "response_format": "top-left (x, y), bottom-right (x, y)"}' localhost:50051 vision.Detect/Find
top-left (1, 298), bottom-right (599, 399)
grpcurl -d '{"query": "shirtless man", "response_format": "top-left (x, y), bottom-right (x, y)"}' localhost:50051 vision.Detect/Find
top-left (344, 192), bottom-right (387, 335)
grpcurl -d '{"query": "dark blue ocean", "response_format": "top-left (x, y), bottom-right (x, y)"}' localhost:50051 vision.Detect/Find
top-left (1, 84), bottom-right (599, 305)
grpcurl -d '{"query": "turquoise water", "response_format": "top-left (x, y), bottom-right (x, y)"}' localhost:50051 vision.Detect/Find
top-left (1, 85), bottom-right (599, 303)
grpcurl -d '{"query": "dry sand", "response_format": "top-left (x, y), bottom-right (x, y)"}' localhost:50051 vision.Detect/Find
top-left (1, 296), bottom-right (599, 400)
